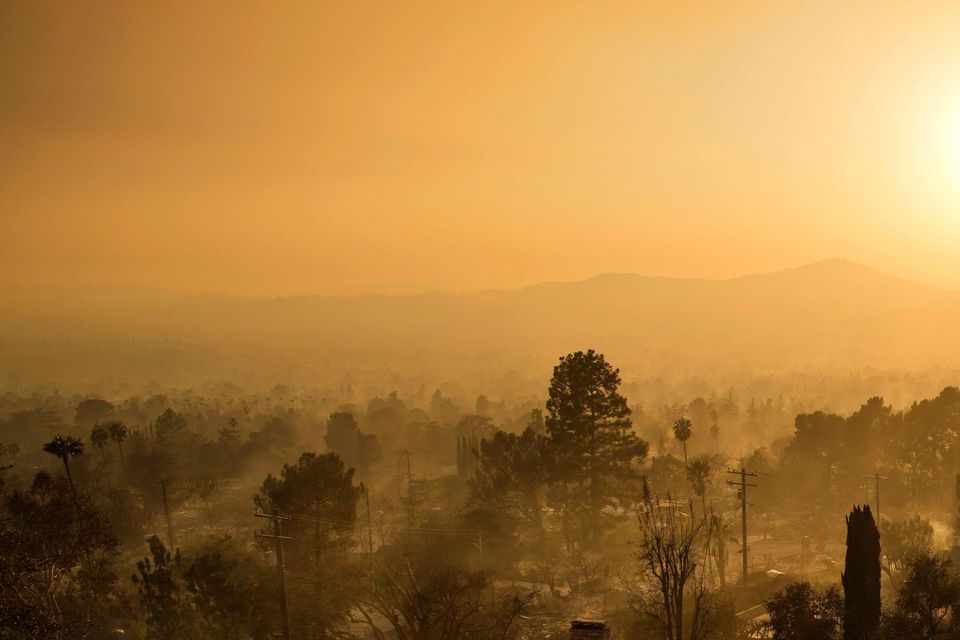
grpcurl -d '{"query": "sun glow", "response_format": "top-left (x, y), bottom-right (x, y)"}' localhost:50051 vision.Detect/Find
top-left (910, 90), bottom-right (960, 209)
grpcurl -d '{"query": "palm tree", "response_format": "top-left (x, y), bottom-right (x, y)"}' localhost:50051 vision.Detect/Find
top-left (90, 424), bottom-right (109, 462)
top-left (109, 422), bottom-right (128, 470)
top-left (42, 435), bottom-right (84, 505)
top-left (673, 417), bottom-right (693, 465)
top-left (686, 455), bottom-right (713, 516)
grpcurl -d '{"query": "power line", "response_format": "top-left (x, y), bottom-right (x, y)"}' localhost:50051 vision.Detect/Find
top-left (255, 509), bottom-right (513, 535)
top-left (160, 479), bottom-right (175, 551)
top-left (255, 510), bottom-right (293, 640)
top-left (726, 464), bottom-right (759, 585)
top-left (863, 472), bottom-right (888, 523)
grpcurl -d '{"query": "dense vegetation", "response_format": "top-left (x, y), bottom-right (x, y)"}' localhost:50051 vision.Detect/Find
top-left (3, 350), bottom-right (960, 638)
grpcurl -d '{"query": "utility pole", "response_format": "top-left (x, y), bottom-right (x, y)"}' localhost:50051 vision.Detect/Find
top-left (256, 511), bottom-right (293, 640)
top-left (160, 479), bottom-right (175, 550)
top-left (364, 483), bottom-right (374, 554)
top-left (471, 531), bottom-right (485, 570)
top-left (863, 472), bottom-right (888, 524)
top-left (399, 450), bottom-right (418, 527)
top-left (726, 465), bottom-right (758, 584)
top-left (478, 531), bottom-right (484, 570)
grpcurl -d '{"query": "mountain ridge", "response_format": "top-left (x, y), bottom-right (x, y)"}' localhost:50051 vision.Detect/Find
top-left (1, 258), bottom-right (958, 388)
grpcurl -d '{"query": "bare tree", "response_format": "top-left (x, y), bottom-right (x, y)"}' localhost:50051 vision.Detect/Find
top-left (354, 551), bottom-right (534, 640)
top-left (630, 484), bottom-right (716, 640)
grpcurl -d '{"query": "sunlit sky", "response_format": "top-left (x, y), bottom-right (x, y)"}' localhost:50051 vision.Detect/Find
top-left (2, 1), bottom-right (960, 295)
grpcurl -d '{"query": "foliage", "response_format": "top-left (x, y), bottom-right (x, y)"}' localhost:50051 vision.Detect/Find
top-left (764, 581), bottom-right (843, 640)
top-left (881, 515), bottom-right (934, 582)
top-left (881, 552), bottom-right (960, 640)
top-left (41, 435), bottom-right (84, 501)
top-left (90, 425), bottom-right (109, 460)
top-left (468, 427), bottom-right (552, 537)
top-left (673, 417), bottom-right (693, 463)
top-left (133, 535), bottom-right (274, 640)
top-left (0, 471), bottom-right (119, 639)
top-left (75, 398), bottom-right (114, 426)
top-left (842, 505), bottom-right (881, 640)
top-left (545, 350), bottom-right (648, 547)
top-left (355, 538), bottom-right (535, 640)
top-left (134, 536), bottom-right (191, 639)
top-left (254, 452), bottom-right (363, 635)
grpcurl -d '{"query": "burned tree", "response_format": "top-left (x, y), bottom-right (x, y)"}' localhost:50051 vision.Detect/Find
top-left (630, 486), bottom-right (716, 640)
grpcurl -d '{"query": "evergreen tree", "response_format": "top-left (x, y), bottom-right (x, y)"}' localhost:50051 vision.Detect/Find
top-left (843, 504), bottom-right (881, 640)
top-left (324, 411), bottom-right (360, 467)
top-left (469, 427), bottom-right (552, 537)
top-left (545, 349), bottom-right (648, 547)
top-left (765, 582), bottom-right (843, 640)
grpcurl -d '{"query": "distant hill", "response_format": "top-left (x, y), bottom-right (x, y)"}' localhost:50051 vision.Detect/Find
top-left (1, 259), bottom-right (957, 387)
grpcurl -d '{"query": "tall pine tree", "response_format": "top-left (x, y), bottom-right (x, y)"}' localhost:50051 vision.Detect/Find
top-left (545, 349), bottom-right (648, 548)
top-left (842, 504), bottom-right (881, 640)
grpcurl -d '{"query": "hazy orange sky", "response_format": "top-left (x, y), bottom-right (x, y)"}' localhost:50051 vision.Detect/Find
top-left (2, 1), bottom-right (960, 295)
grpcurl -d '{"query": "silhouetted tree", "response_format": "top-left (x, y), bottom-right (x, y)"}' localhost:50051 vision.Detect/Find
top-left (526, 408), bottom-right (545, 434)
top-left (108, 422), bottom-right (127, 469)
top-left (90, 424), bottom-right (109, 462)
top-left (0, 471), bottom-right (118, 639)
top-left (686, 454), bottom-right (714, 516)
top-left (765, 582), bottom-right (843, 640)
top-left (881, 552), bottom-right (960, 640)
top-left (42, 435), bottom-right (83, 506)
top-left (843, 505), bottom-right (881, 640)
top-left (630, 486), bottom-right (715, 640)
top-left (881, 515), bottom-right (934, 584)
top-left (134, 536), bottom-right (191, 639)
top-left (673, 417), bottom-right (693, 465)
top-left (154, 409), bottom-right (188, 442)
top-left (545, 350), bottom-right (648, 547)
top-left (325, 411), bottom-right (360, 467)
top-left (75, 398), bottom-right (114, 426)
top-left (475, 394), bottom-right (490, 416)
top-left (182, 545), bottom-right (273, 640)
top-left (429, 390), bottom-right (459, 424)
top-left (355, 536), bottom-right (534, 640)
top-left (469, 427), bottom-right (552, 537)
top-left (254, 452), bottom-right (362, 636)
top-left (356, 432), bottom-right (382, 478)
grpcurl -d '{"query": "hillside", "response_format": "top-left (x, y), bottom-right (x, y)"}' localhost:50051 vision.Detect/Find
top-left (0, 259), bottom-right (956, 387)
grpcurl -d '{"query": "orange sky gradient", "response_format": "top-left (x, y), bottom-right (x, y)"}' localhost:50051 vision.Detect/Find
top-left (2, 1), bottom-right (960, 295)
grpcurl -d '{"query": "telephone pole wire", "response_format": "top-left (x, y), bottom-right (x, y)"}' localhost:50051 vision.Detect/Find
top-left (863, 472), bottom-right (888, 524)
top-left (160, 479), bottom-right (175, 550)
top-left (256, 510), bottom-right (294, 640)
top-left (364, 483), bottom-right (374, 554)
top-left (726, 465), bottom-right (759, 585)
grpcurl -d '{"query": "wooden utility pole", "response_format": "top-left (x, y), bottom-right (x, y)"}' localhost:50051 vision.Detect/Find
top-left (364, 483), bottom-right (373, 554)
top-left (726, 466), bottom-right (758, 584)
top-left (400, 450), bottom-right (417, 527)
top-left (470, 530), bottom-right (485, 570)
top-left (477, 531), bottom-right (484, 570)
top-left (256, 511), bottom-right (293, 640)
top-left (160, 479), bottom-right (175, 550)
top-left (864, 472), bottom-right (888, 524)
